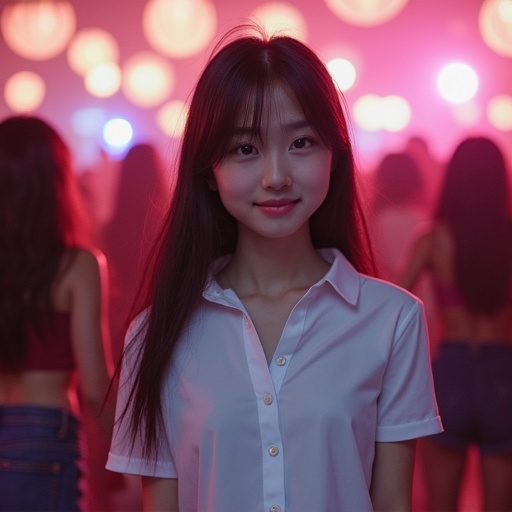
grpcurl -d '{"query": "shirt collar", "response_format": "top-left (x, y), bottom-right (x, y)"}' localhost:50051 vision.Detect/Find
top-left (204, 248), bottom-right (360, 306)
top-left (315, 248), bottom-right (360, 306)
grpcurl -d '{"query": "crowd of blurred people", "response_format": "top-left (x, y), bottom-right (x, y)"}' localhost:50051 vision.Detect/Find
top-left (1, 110), bottom-right (511, 511)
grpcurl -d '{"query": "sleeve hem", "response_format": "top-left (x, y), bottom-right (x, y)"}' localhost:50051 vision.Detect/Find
top-left (376, 415), bottom-right (443, 442)
top-left (106, 451), bottom-right (177, 478)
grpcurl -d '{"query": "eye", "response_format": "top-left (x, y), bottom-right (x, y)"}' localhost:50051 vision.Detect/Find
top-left (233, 143), bottom-right (257, 156)
top-left (292, 137), bottom-right (312, 149)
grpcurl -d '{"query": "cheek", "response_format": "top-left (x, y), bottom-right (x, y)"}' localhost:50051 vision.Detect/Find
top-left (302, 154), bottom-right (332, 193)
top-left (214, 172), bottom-right (255, 210)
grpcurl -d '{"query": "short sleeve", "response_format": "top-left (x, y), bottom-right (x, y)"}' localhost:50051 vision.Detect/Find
top-left (106, 311), bottom-right (177, 477)
top-left (376, 301), bottom-right (443, 441)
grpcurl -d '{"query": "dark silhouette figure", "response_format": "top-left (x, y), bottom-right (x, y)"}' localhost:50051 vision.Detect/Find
top-left (101, 143), bottom-right (169, 364)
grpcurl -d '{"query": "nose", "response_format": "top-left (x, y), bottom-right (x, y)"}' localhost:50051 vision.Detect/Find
top-left (261, 152), bottom-right (292, 189)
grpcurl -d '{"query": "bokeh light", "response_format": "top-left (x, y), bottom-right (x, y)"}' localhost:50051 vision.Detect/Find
top-left (327, 58), bottom-right (357, 91)
top-left (250, 2), bottom-right (308, 39)
top-left (156, 100), bottom-right (189, 138)
top-left (102, 118), bottom-right (133, 152)
top-left (380, 95), bottom-right (411, 131)
top-left (353, 94), bottom-right (383, 131)
top-left (451, 100), bottom-right (482, 126)
top-left (437, 62), bottom-right (479, 104)
top-left (67, 28), bottom-right (119, 77)
top-left (479, 0), bottom-right (512, 58)
top-left (324, 0), bottom-right (409, 27)
top-left (85, 63), bottom-right (122, 98)
top-left (4, 71), bottom-right (46, 112)
top-left (142, 0), bottom-right (217, 58)
top-left (487, 94), bottom-right (512, 131)
top-left (122, 52), bottom-right (176, 108)
top-left (353, 94), bottom-right (411, 131)
top-left (1, 1), bottom-right (76, 60)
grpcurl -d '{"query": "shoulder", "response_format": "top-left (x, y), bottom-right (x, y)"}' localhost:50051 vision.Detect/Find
top-left (61, 246), bottom-right (107, 287)
top-left (72, 246), bottom-right (105, 271)
top-left (326, 248), bottom-right (422, 311)
top-left (360, 273), bottom-right (422, 310)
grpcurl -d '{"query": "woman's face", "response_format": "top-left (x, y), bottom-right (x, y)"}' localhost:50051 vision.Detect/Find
top-left (210, 85), bottom-right (333, 245)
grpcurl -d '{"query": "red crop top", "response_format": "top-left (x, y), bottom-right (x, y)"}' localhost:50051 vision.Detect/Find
top-left (21, 311), bottom-right (75, 371)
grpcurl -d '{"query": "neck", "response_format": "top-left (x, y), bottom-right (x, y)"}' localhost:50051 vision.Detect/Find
top-left (219, 232), bottom-right (329, 298)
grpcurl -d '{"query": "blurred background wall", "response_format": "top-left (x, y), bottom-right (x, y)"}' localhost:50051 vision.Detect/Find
top-left (1, 0), bottom-right (511, 176)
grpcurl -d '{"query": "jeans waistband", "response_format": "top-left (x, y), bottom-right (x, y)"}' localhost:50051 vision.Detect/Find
top-left (0, 405), bottom-right (78, 438)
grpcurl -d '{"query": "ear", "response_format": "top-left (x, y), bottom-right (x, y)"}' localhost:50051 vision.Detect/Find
top-left (207, 172), bottom-right (218, 191)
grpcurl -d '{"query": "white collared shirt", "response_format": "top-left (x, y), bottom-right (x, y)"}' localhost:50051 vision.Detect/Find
top-left (107, 248), bottom-right (442, 512)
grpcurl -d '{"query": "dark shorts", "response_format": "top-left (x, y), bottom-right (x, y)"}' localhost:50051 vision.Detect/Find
top-left (0, 405), bottom-right (84, 511)
top-left (429, 341), bottom-right (512, 454)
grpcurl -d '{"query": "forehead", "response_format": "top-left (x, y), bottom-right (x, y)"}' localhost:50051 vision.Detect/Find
top-left (235, 83), bottom-right (306, 130)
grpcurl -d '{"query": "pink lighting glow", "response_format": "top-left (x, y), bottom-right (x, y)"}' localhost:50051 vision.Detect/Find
top-left (324, 0), bottom-right (409, 27)
top-left (250, 2), bottom-right (308, 39)
top-left (67, 28), bottom-right (119, 77)
top-left (4, 71), bottom-right (46, 112)
top-left (85, 62), bottom-right (121, 98)
top-left (1, 1), bottom-right (76, 61)
top-left (0, 0), bottom-right (510, 170)
top-left (327, 58), bottom-right (357, 91)
top-left (479, 0), bottom-right (512, 58)
top-left (156, 100), bottom-right (189, 138)
top-left (121, 52), bottom-right (176, 108)
top-left (487, 94), bottom-right (512, 131)
top-left (142, 0), bottom-right (217, 59)
top-left (437, 63), bottom-right (479, 104)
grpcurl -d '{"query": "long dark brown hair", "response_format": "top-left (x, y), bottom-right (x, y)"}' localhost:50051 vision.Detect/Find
top-left (121, 26), bottom-right (376, 456)
top-left (435, 136), bottom-right (512, 314)
top-left (0, 115), bottom-right (87, 369)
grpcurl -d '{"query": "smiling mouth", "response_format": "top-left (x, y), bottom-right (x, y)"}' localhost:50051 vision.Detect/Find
top-left (254, 198), bottom-right (299, 216)
top-left (255, 198), bottom-right (299, 208)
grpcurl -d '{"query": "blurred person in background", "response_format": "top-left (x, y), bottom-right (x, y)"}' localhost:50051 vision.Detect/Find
top-left (369, 151), bottom-right (428, 282)
top-left (399, 136), bottom-right (512, 511)
top-left (101, 143), bottom-right (169, 366)
top-left (404, 135), bottom-right (443, 211)
top-left (0, 115), bottom-right (114, 511)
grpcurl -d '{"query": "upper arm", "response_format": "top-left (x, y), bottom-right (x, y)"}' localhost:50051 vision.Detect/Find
top-left (142, 477), bottom-right (179, 512)
top-left (370, 440), bottom-right (416, 512)
top-left (68, 249), bottom-right (112, 409)
top-left (397, 229), bottom-right (432, 291)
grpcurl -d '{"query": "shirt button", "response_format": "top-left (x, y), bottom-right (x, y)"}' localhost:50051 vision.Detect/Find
top-left (268, 446), bottom-right (279, 457)
top-left (276, 356), bottom-right (286, 366)
top-left (270, 506), bottom-right (281, 512)
top-left (263, 394), bottom-right (273, 405)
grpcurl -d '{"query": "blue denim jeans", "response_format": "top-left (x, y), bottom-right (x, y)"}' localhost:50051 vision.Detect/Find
top-left (0, 405), bottom-right (83, 511)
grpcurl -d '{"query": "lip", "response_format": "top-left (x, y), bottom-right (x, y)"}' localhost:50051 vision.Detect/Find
top-left (254, 198), bottom-right (299, 217)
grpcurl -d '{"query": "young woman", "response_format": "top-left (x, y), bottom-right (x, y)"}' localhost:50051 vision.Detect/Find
top-left (107, 27), bottom-right (442, 511)
top-left (399, 136), bottom-right (512, 511)
top-left (0, 115), bottom-right (114, 511)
